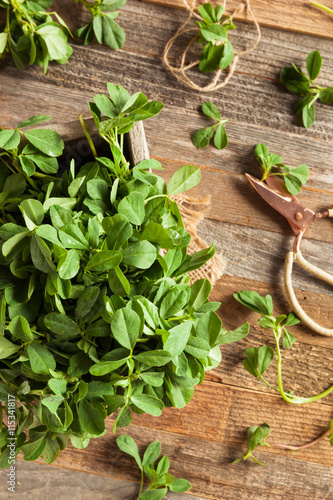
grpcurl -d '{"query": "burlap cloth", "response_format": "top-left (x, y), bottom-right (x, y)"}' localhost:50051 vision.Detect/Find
top-left (174, 193), bottom-right (226, 286)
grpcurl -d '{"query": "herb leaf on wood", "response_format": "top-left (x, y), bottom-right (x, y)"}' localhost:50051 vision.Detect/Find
top-left (195, 3), bottom-right (236, 73)
top-left (75, 0), bottom-right (126, 49)
top-left (116, 435), bottom-right (191, 498)
top-left (234, 290), bottom-right (333, 404)
top-left (192, 101), bottom-right (228, 150)
top-left (232, 423), bottom-right (271, 466)
top-left (280, 50), bottom-right (333, 128)
top-left (233, 420), bottom-right (333, 466)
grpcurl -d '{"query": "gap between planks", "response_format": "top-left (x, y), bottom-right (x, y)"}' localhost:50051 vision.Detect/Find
top-left (8, 460), bottom-right (206, 500)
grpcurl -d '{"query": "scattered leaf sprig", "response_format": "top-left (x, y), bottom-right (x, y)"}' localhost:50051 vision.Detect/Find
top-left (192, 102), bottom-right (228, 150)
top-left (75, 0), bottom-right (126, 49)
top-left (232, 423), bottom-right (271, 466)
top-left (0, 83), bottom-right (249, 468)
top-left (255, 143), bottom-right (309, 195)
top-left (195, 3), bottom-right (236, 73)
top-left (233, 420), bottom-right (333, 466)
top-left (280, 49), bottom-right (333, 128)
top-left (0, 0), bottom-right (73, 73)
top-left (116, 435), bottom-right (191, 499)
top-left (234, 290), bottom-right (333, 404)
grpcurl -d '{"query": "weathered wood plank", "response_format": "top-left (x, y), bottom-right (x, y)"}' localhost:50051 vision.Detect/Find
top-left (143, 109), bottom-right (333, 193)
top-left (2, 4), bottom-right (333, 192)
top-left (15, 385), bottom-right (333, 493)
top-left (0, 460), bottom-right (205, 500)
top-left (25, 117), bottom-right (333, 247)
top-left (3, 0), bottom-right (333, 51)
top-left (210, 274), bottom-right (333, 349)
top-left (2, 2), bottom-right (333, 146)
top-left (154, 157), bottom-right (333, 245)
top-left (127, 384), bottom-right (333, 466)
top-left (195, 217), bottom-right (333, 298)
top-left (140, 0), bottom-right (333, 40)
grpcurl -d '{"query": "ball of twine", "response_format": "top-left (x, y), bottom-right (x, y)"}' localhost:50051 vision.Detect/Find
top-left (163, 0), bottom-right (261, 92)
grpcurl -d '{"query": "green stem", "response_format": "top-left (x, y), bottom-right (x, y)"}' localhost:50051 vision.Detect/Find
top-left (0, 157), bottom-right (15, 174)
top-left (113, 128), bottom-right (127, 166)
top-left (11, 0), bottom-right (36, 32)
top-left (261, 171), bottom-right (289, 182)
top-left (137, 468), bottom-right (144, 499)
top-left (5, 7), bottom-right (11, 40)
top-left (78, 114), bottom-right (97, 158)
top-left (144, 194), bottom-right (170, 205)
top-left (259, 375), bottom-right (280, 392)
top-left (166, 314), bottom-right (190, 322)
top-left (309, 80), bottom-right (324, 90)
top-left (120, 133), bottom-right (124, 155)
top-left (29, 390), bottom-right (44, 396)
top-left (32, 172), bottom-right (58, 181)
top-left (312, 2), bottom-right (333, 15)
top-left (274, 326), bottom-right (333, 404)
top-left (77, 0), bottom-right (96, 9)
top-left (259, 375), bottom-right (298, 399)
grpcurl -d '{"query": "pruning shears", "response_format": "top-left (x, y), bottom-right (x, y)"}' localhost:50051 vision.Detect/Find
top-left (246, 173), bottom-right (333, 337)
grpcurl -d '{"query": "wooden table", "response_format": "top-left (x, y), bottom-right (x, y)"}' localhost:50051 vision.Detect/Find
top-left (1, 0), bottom-right (333, 498)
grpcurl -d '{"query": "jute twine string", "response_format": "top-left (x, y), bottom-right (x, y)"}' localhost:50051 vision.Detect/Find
top-left (163, 0), bottom-right (261, 92)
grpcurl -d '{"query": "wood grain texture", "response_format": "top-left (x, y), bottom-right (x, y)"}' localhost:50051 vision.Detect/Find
top-left (8, 392), bottom-right (333, 498)
top-left (210, 274), bottom-right (333, 349)
top-left (0, 461), bottom-right (205, 500)
top-left (197, 218), bottom-right (333, 295)
top-left (2, 2), bottom-right (333, 141)
top-left (140, 0), bottom-right (333, 40)
top-left (153, 156), bottom-right (333, 245)
top-left (0, 0), bottom-right (333, 497)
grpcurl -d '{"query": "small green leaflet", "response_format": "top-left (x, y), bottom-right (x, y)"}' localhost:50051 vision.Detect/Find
top-left (18, 115), bottom-right (52, 128)
top-left (0, 336), bottom-right (20, 360)
top-left (111, 308), bottom-right (141, 349)
top-left (58, 249), bottom-right (80, 280)
top-left (0, 130), bottom-right (20, 150)
top-left (234, 290), bottom-right (317, 406)
top-left (24, 129), bottom-right (64, 157)
top-left (254, 143), bottom-right (309, 195)
top-left (44, 312), bottom-right (81, 339)
top-left (192, 102), bottom-right (228, 150)
top-left (27, 342), bottom-right (56, 375)
top-left (122, 241), bottom-right (157, 269)
top-left (280, 50), bottom-right (332, 128)
top-left (116, 435), bottom-right (142, 468)
top-left (75, 2), bottom-right (126, 50)
top-left (86, 250), bottom-right (122, 271)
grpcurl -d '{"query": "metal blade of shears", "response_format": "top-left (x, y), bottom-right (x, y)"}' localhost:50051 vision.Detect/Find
top-left (245, 173), bottom-right (316, 234)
